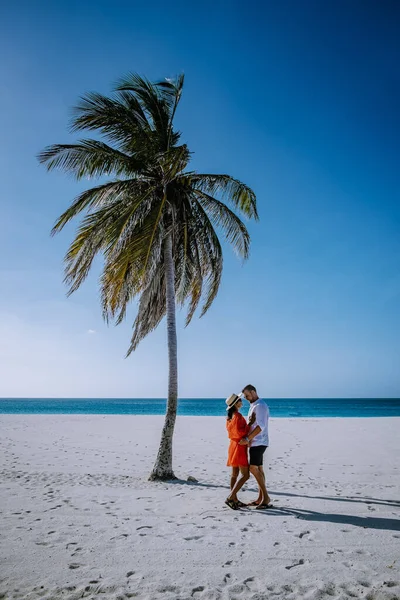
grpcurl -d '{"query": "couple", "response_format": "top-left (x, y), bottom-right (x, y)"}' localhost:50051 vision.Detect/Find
top-left (225, 384), bottom-right (272, 511)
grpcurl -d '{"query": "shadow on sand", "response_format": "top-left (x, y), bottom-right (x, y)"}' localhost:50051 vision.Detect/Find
top-left (254, 505), bottom-right (400, 532)
top-left (270, 489), bottom-right (400, 509)
top-left (165, 479), bottom-right (400, 531)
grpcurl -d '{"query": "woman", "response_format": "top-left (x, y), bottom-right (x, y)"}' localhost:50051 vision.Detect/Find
top-left (225, 393), bottom-right (255, 510)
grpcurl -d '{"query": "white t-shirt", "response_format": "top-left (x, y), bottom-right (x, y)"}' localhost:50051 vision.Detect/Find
top-left (248, 399), bottom-right (269, 447)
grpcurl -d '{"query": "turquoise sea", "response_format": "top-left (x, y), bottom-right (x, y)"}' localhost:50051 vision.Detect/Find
top-left (0, 397), bottom-right (399, 417)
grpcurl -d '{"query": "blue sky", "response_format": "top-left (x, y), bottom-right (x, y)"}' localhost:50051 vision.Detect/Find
top-left (0, 0), bottom-right (399, 398)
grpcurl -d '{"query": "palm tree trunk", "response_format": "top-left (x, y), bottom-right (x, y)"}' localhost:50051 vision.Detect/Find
top-left (149, 232), bottom-right (178, 480)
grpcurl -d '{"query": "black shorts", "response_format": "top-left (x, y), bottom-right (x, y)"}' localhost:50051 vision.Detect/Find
top-left (249, 445), bottom-right (267, 466)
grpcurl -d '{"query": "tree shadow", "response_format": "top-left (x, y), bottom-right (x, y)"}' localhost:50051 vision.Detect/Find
top-left (254, 506), bottom-right (400, 532)
top-left (168, 478), bottom-right (230, 490)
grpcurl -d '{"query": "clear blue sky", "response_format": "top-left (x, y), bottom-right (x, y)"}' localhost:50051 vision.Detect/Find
top-left (0, 0), bottom-right (399, 398)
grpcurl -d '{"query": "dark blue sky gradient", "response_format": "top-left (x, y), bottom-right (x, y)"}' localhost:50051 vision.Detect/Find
top-left (0, 0), bottom-right (399, 397)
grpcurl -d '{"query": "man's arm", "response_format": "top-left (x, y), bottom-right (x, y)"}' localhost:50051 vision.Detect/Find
top-left (240, 404), bottom-right (268, 445)
top-left (248, 425), bottom-right (261, 441)
top-left (238, 426), bottom-right (261, 445)
top-left (248, 412), bottom-right (256, 426)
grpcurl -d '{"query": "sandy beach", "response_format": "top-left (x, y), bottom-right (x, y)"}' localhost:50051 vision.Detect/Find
top-left (1, 415), bottom-right (399, 600)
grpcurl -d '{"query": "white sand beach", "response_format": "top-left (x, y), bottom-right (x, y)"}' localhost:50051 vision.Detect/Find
top-left (1, 415), bottom-right (399, 600)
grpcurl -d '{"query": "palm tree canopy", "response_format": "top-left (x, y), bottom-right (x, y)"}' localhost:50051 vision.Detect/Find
top-left (38, 74), bottom-right (258, 354)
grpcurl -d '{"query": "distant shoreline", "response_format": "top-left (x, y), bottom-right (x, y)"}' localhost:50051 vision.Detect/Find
top-left (1, 397), bottom-right (399, 417)
top-left (1, 397), bottom-right (399, 400)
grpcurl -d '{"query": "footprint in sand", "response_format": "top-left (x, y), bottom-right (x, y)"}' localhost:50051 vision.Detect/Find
top-left (357, 580), bottom-right (371, 588)
top-left (298, 530), bottom-right (310, 539)
top-left (285, 559), bottom-right (305, 570)
top-left (191, 586), bottom-right (205, 595)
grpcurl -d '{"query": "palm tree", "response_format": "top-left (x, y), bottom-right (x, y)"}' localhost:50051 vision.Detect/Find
top-left (38, 74), bottom-right (258, 481)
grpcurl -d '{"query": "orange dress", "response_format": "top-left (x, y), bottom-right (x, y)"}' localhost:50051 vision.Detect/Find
top-left (226, 412), bottom-right (250, 467)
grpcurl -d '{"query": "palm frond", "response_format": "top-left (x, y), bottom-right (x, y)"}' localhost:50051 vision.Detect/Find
top-left (194, 190), bottom-right (250, 259)
top-left (156, 74), bottom-right (185, 147)
top-left (180, 174), bottom-right (258, 220)
top-left (100, 198), bottom-right (165, 322)
top-left (38, 140), bottom-right (142, 179)
top-left (162, 145), bottom-right (191, 182)
top-left (63, 210), bottom-right (110, 294)
top-left (51, 179), bottom-right (146, 234)
top-left (188, 199), bottom-right (223, 320)
top-left (63, 182), bottom-right (160, 295)
top-left (126, 266), bottom-right (166, 354)
top-left (70, 92), bottom-right (153, 152)
top-left (155, 75), bottom-right (185, 111)
top-left (115, 73), bottom-right (171, 149)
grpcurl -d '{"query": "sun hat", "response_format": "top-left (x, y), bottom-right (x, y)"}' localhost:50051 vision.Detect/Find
top-left (225, 393), bottom-right (243, 411)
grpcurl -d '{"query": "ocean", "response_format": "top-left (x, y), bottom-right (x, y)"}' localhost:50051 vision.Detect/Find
top-left (0, 397), bottom-right (399, 417)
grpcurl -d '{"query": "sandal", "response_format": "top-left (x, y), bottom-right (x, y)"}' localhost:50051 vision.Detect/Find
top-left (247, 500), bottom-right (261, 507)
top-left (225, 498), bottom-right (239, 510)
top-left (236, 501), bottom-right (247, 508)
top-left (255, 503), bottom-right (274, 510)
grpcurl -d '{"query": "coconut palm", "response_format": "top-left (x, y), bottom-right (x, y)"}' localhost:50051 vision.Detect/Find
top-left (38, 74), bottom-right (258, 480)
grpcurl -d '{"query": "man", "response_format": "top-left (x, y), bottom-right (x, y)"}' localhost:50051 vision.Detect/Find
top-left (239, 384), bottom-right (272, 509)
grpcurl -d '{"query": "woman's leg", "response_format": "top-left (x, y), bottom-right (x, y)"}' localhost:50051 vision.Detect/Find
top-left (230, 467), bottom-right (239, 490)
top-left (228, 467), bottom-right (250, 502)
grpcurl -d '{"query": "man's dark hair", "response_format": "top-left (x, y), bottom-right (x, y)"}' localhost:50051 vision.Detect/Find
top-left (242, 384), bottom-right (256, 393)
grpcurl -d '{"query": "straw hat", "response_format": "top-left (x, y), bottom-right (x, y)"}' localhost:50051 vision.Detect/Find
top-left (225, 393), bottom-right (243, 411)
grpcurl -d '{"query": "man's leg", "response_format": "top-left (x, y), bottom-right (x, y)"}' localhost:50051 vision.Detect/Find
top-left (252, 467), bottom-right (264, 504)
top-left (248, 446), bottom-right (263, 503)
top-left (248, 446), bottom-right (270, 505)
top-left (259, 465), bottom-right (266, 497)
top-left (249, 465), bottom-right (269, 505)
top-left (259, 465), bottom-right (271, 504)
top-left (257, 465), bottom-right (270, 504)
